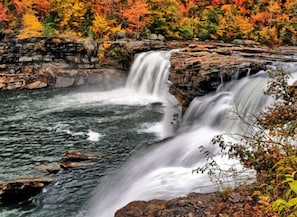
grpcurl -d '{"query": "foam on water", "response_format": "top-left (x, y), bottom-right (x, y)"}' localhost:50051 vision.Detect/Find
top-left (84, 52), bottom-right (277, 217)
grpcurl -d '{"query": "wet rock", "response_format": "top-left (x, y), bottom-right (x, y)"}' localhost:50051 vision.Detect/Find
top-left (26, 80), bottom-right (47, 89)
top-left (60, 161), bottom-right (97, 169)
top-left (0, 177), bottom-right (53, 203)
top-left (60, 150), bottom-right (100, 169)
top-left (169, 42), bottom-right (297, 109)
top-left (115, 186), bottom-right (267, 217)
top-left (55, 76), bottom-right (75, 88)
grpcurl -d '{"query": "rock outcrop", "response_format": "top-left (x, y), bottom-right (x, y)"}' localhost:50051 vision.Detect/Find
top-left (60, 150), bottom-right (101, 169)
top-left (0, 37), bottom-right (125, 91)
top-left (0, 177), bottom-right (53, 203)
top-left (169, 42), bottom-right (297, 108)
top-left (115, 186), bottom-right (261, 217)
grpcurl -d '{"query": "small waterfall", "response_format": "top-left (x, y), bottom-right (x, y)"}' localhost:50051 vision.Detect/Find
top-left (86, 54), bottom-right (296, 217)
top-left (125, 50), bottom-right (180, 138)
top-left (125, 51), bottom-right (171, 97)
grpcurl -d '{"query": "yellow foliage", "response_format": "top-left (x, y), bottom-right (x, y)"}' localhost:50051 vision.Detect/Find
top-left (221, 4), bottom-right (233, 14)
top-left (93, 14), bottom-right (110, 37)
top-left (18, 13), bottom-right (43, 39)
top-left (49, 0), bottom-right (90, 31)
top-left (111, 25), bottom-right (124, 36)
top-left (235, 16), bottom-right (254, 38)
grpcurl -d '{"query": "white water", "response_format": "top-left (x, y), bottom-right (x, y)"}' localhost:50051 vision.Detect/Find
top-left (125, 51), bottom-right (171, 97)
top-left (86, 52), bottom-right (296, 217)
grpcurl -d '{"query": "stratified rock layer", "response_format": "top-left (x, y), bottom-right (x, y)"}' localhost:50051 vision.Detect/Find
top-left (0, 37), bottom-right (125, 90)
top-left (169, 42), bottom-right (297, 108)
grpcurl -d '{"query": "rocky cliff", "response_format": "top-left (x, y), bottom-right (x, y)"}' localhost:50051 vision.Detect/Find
top-left (169, 42), bottom-right (297, 108)
top-left (0, 37), bottom-right (125, 91)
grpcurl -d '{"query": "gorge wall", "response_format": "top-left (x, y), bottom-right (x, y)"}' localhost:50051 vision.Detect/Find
top-left (0, 37), bottom-right (125, 91)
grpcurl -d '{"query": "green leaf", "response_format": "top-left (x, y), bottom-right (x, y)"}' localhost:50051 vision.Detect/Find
top-left (272, 199), bottom-right (287, 213)
top-left (287, 198), bottom-right (297, 207)
top-left (288, 210), bottom-right (297, 217)
top-left (289, 181), bottom-right (297, 194)
top-left (286, 189), bottom-right (292, 200)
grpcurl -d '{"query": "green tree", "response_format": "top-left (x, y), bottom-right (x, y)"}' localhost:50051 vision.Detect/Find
top-left (147, 0), bottom-right (182, 38)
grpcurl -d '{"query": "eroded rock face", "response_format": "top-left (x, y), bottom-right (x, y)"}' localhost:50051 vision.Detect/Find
top-left (0, 37), bottom-right (126, 91)
top-left (169, 42), bottom-right (297, 108)
top-left (0, 177), bottom-right (53, 203)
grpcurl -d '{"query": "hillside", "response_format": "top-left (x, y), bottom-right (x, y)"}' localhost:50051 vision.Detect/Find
top-left (0, 0), bottom-right (296, 46)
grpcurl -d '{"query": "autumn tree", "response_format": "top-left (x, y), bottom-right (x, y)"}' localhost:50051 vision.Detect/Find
top-left (197, 5), bottom-right (223, 40)
top-left (123, 0), bottom-right (150, 33)
top-left (147, 0), bottom-right (182, 38)
top-left (49, 0), bottom-right (95, 36)
top-left (0, 2), bottom-right (8, 29)
top-left (18, 13), bottom-right (43, 39)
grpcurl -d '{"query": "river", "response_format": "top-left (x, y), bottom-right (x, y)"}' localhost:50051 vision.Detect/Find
top-left (1, 50), bottom-right (296, 217)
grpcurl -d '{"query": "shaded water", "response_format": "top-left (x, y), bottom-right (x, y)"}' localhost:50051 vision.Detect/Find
top-left (0, 86), bottom-right (165, 217)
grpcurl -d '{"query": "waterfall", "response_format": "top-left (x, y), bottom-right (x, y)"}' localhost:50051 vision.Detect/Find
top-left (86, 53), bottom-right (296, 217)
top-left (125, 51), bottom-right (171, 98)
top-left (125, 50), bottom-right (180, 138)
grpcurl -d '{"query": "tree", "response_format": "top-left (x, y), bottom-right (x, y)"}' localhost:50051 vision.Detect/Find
top-left (147, 0), bottom-right (182, 38)
top-left (197, 5), bottom-right (222, 40)
top-left (49, 0), bottom-right (94, 35)
top-left (0, 2), bottom-right (8, 22)
top-left (123, 0), bottom-right (150, 33)
top-left (92, 14), bottom-right (110, 37)
top-left (18, 13), bottom-right (43, 39)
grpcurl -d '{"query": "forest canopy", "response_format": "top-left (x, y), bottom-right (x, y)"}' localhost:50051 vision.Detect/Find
top-left (0, 0), bottom-right (296, 45)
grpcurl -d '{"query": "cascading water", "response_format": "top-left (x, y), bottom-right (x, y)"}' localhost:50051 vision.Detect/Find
top-left (125, 51), bottom-right (172, 97)
top-left (125, 50), bottom-right (181, 138)
top-left (85, 53), bottom-right (295, 217)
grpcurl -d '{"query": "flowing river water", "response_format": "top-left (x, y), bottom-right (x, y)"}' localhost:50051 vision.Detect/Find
top-left (0, 50), bottom-right (297, 217)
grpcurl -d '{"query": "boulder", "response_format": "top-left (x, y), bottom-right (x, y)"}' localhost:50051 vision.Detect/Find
top-left (0, 177), bottom-right (53, 203)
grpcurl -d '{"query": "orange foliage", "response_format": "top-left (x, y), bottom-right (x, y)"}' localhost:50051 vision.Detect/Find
top-left (35, 0), bottom-right (51, 15)
top-left (123, 0), bottom-right (150, 32)
top-left (251, 11), bottom-right (270, 24)
top-left (0, 0), bottom-right (295, 44)
top-left (179, 0), bottom-right (196, 16)
top-left (0, 3), bottom-right (8, 21)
